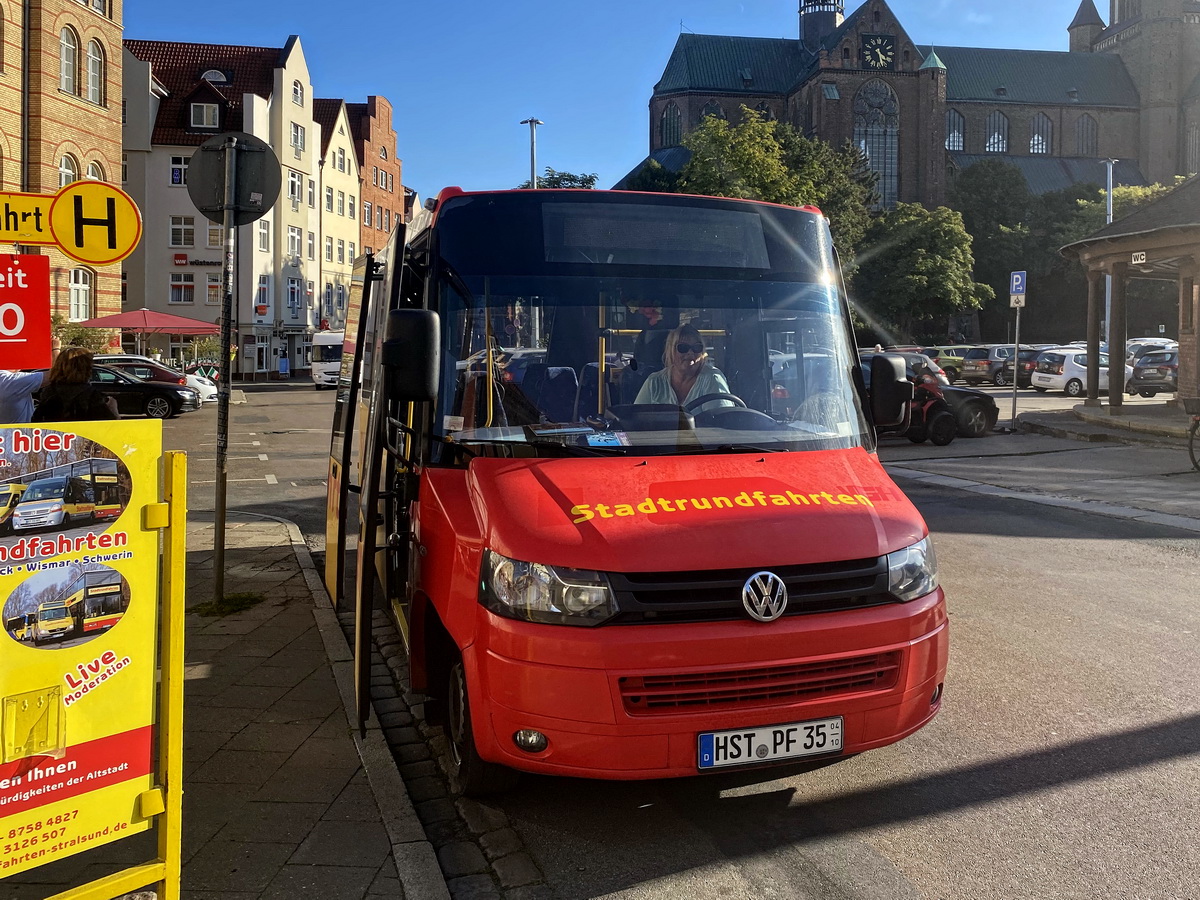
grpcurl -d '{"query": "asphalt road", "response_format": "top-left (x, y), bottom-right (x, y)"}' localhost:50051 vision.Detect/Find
top-left (161, 384), bottom-right (1200, 899)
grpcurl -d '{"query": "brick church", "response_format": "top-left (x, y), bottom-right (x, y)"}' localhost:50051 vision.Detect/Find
top-left (623, 0), bottom-right (1200, 205)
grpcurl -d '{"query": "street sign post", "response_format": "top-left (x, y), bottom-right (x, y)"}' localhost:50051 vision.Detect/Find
top-left (1009, 271), bottom-right (1027, 430)
top-left (187, 133), bottom-right (280, 605)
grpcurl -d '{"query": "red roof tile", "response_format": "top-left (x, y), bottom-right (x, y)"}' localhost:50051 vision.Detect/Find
top-left (312, 98), bottom-right (343, 158)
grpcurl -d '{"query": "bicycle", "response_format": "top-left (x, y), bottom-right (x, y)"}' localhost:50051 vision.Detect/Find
top-left (1191, 415), bottom-right (1200, 471)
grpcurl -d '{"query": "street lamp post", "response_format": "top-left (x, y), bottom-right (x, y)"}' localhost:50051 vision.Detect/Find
top-left (1104, 158), bottom-right (1117, 339)
top-left (520, 117), bottom-right (544, 189)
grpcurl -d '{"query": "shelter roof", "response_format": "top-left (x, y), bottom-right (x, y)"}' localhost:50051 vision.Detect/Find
top-left (948, 153), bottom-right (1146, 195)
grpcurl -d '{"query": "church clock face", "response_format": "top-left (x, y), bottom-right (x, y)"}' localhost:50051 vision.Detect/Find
top-left (861, 34), bottom-right (896, 70)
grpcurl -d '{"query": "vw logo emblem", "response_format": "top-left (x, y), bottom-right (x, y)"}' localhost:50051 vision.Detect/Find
top-left (742, 571), bottom-right (788, 622)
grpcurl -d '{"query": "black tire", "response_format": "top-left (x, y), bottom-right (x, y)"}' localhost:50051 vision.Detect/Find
top-left (145, 395), bottom-right (174, 418)
top-left (1064, 379), bottom-right (1084, 398)
top-left (445, 659), bottom-right (519, 797)
top-left (943, 367), bottom-right (958, 383)
top-left (993, 371), bottom-right (1008, 387)
top-left (1189, 419), bottom-right (1200, 472)
top-left (1033, 386), bottom-right (1047, 393)
top-left (958, 403), bottom-right (991, 438)
top-left (928, 411), bottom-right (957, 446)
top-left (964, 379), bottom-right (981, 386)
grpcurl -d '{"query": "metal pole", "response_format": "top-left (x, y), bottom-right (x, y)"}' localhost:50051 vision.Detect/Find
top-left (1010, 305), bottom-right (1021, 430)
top-left (213, 137), bottom-right (238, 603)
top-left (1104, 159), bottom-right (1117, 347)
top-left (520, 117), bottom-right (543, 189)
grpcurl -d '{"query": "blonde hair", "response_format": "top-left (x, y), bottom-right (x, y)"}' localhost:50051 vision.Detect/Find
top-left (45, 347), bottom-right (95, 385)
top-left (661, 323), bottom-right (708, 369)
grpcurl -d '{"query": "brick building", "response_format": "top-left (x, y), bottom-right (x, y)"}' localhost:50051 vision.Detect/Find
top-left (346, 96), bottom-right (403, 257)
top-left (625, 0), bottom-right (1200, 202)
top-left (0, 0), bottom-right (123, 323)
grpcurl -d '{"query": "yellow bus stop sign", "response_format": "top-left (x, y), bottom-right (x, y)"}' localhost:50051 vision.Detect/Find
top-left (0, 182), bottom-right (142, 266)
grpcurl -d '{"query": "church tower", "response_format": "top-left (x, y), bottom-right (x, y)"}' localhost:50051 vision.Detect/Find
top-left (799, 0), bottom-right (845, 54)
top-left (1067, 0), bottom-right (1104, 52)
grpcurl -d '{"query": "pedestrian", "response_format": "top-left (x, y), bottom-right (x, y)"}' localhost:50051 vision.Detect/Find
top-left (31, 348), bottom-right (119, 422)
top-left (0, 369), bottom-right (45, 424)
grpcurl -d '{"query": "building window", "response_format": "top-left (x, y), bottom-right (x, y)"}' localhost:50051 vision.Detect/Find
top-left (1188, 124), bottom-right (1200, 175)
top-left (348, 196), bottom-right (355, 219)
top-left (307, 178), bottom-right (315, 207)
top-left (86, 161), bottom-right (104, 181)
top-left (207, 223), bottom-right (223, 247)
top-left (307, 231), bottom-right (315, 259)
top-left (92, 0), bottom-right (106, 13)
top-left (287, 225), bottom-right (302, 257)
top-left (201, 69), bottom-right (226, 83)
top-left (191, 103), bottom-right (219, 128)
top-left (60, 28), bottom-right (78, 94)
top-left (363, 201), bottom-right (372, 224)
top-left (85, 40), bottom-right (105, 105)
top-left (660, 102), bottom-right (681, 147)
top-left (291, 123), bottom-right (305, 151)
top-left (1076, 114), bottom-right (1099, 156)
top-left (945, 109), bottom-right (965, 151)
top-left (336, 147), bottom-right (345, 172)
top-left (372, 166), bottom-right (378, 186)
top-left (387, 172), bottom-right (393, 192)
top-left (336, 191), bottom-right (344, 215)
top-left (256, 275), bottom-right (270, 317)
top-left (985, 110), bottom-right (1009, 152)
top-left (324, 283), bottom-right (333, 317)
top-left (287, 170), bottom-right (303, 200)
top-left (375, 206), bottom-right (382, 229)
top-left (169, 272), bottom-right (195, 304)
top-left (325, 236), bottom-right (333, 261)
top-left (755, 101), bottom-right (775, 121)
top-left (68, 269), bottom-right (91, 321)
top-left (258, 220), bottom-right (269, 251)
top-left (287, 278), bottom-right (302, 317)
top-left (206, 272), bottom-right (221, 304)
top-left (336, 283), bottom-right (345, 309)
top-left (853, 79), bottom-right (900, 207)
top-left (170, 155), bottom-right (188, 185)
top-left (169, 215), bottom-right (194, 247)
top-left (292, 80), bottom-right (304, 106)
top-left (1030, 112), bottom-right (1053, 154)
top-left (384, 210), bottom-right (391, 231)
top-left (325, 186), bottom-right (333, 211)
top-left (349, 242), bottom-right (355, 261)
top-left (121, 153), bottom-right (127, 183)
top-left (337, 239), bottom-right (345, 263)
top-left (700, 100), bottom-right (725, 121)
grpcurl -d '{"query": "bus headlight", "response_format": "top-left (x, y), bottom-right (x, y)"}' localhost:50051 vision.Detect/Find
top-left (480, 550), bottom-right (617, 626)
top-left (887, 537), bottom-right (939, 601)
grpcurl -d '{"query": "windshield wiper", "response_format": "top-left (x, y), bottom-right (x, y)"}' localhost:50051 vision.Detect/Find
top-left (679, 443), bottom-right (787, 456)
top-left (451, 438), bottom-right (626, 457)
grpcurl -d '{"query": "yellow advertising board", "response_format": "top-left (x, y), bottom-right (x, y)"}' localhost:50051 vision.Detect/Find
top-left (0, 420), bottom-right (163, 879)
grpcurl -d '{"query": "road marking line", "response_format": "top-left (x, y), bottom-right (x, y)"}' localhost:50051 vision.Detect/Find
top-left (190, 477), bottom-right (275, 484)
top-left (265, 474), bottom-right (278, 484)
top-left (259, 454), bottom-right (269, 461)
top-left (191, 456), bottom-right (267, 461)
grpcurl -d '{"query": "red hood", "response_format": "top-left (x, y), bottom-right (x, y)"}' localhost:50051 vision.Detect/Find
top-left (466, 448), bottom-right (925, 573)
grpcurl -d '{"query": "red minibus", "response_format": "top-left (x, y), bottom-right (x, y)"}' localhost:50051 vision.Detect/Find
top-left (326, 188), bottom-right (945, 795)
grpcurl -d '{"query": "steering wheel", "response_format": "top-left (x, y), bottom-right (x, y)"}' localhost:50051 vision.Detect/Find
top-left (683, 392), bottom-right (746, 413)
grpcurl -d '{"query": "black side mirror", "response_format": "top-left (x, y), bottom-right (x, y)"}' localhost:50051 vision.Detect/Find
top-left (382, 309), bottom-right (440, 403)
top-left (870, 354), bottom-right (913, 429)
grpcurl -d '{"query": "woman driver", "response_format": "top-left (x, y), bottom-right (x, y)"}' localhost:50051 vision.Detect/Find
top-left (633, 323), bottom-right (734, 412)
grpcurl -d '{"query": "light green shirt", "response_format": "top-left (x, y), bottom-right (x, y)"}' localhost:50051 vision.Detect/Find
top-left (634, 366), bottom-right (734, 412)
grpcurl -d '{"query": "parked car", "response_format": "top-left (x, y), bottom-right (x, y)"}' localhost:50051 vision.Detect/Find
top-left (920, 345), bottom-right (974, 383)
top-left (997, 348), bottom-right (1042, 388)
top-left (90, 365), bottom-right (201, 417)
top-left (99, 354), bottom-right (218, 403)
top-left (860, 351), bottom-right (998, 437)
top-left (1126, 339), bottom-right (1177, 365)
top-left (1127, 349), bottom-right (1178, 397)
top-left (960, 344), bottom-right (1016, 386)
top-left (1031, 348), bottom-right (1125, 397)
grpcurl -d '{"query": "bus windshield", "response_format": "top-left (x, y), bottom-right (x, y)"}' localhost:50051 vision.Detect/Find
top-left (39, 606), bottom-right (69, 621)
top-left (314, 344), bottom-right (343, 363)
top-left (23, 479), bottom-right (66, 502)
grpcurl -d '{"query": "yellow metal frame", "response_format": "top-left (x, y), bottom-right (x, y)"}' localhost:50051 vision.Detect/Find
top-left (44, 451), bottom-right (186, 900)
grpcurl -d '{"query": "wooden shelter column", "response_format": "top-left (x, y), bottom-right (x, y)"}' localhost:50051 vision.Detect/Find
top-left (1107, 262), bottom-right (1128, 412)
top-left (1085, 268), bottom-right (1104, 406)
top-left (1180, 260), bottom-right (1198, 409)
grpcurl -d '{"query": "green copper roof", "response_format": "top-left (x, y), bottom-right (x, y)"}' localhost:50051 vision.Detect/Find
top-left (920, 46), bottom-right (1139, 107)
top-left (654, 33), bottom-right (812, 96)
top-left (949, 153), bottom-right (1146, 195)
top-left (919, 49), bottom-right (946, 71)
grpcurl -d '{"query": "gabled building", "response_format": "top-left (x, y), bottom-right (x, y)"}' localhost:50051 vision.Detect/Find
top-left (313, 98), bottom-right (359, 332)
top-left (0, 0), bottom-right (123, 324)
top-left (346, 96), bottom-right (403, 256)
top-left (122, 35), bottom-right (320, 378)
top-left (626, 0), bottom-right (1200, 202)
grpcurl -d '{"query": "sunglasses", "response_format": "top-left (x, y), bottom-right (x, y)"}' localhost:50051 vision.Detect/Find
top-left (676, 342), bottom-right (705, 355)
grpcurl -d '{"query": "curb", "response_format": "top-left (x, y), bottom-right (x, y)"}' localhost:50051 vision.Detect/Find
top-left (228, 510), bottom-right (450, 900)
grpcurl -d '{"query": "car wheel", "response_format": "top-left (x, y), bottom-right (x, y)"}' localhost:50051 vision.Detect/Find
top-left (444, 659), bottom-right (519, 797)
top-left (1064, 379), bottom-right (1084, 398)
top-left (965, 379), bottom-right (981, 386)
top-left (145, 395), bottom-right (173, 418)
top-left (929, 411), bottom-right (957, 446)
top-left (943, 367), bottom-right (958, 383)
top-left (1033, 386), bottom-right (1047, 393)
top-left (958, 403), bottom-right (991, 438)
top-left (993, 371), bottom-right (1008, 386)
top-left (1138, 390), bottom-right (1156, 398)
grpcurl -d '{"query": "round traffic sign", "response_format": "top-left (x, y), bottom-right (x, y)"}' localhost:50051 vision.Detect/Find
top-left (47, 182), bottom-right (143, 266)
top-left (187, 132), bottom-right (281, 227)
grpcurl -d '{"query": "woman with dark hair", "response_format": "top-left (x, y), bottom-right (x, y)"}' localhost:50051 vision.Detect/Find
top-left (633, 323), bottom-right (734, 413)
top-left (32, 348), bottom-right (118, 422)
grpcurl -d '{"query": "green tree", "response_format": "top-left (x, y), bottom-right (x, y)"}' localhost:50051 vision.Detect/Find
top-left (516, 168), bottom-right (598, 190)
top-left (852, 203), bottom-right (992, 340)
top-left (51, 314), bottom-right (111, 353)
top-left (621, 158), bottom-right (680, 194)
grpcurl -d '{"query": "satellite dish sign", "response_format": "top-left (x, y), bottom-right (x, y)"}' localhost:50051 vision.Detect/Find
top-left (186, 132), bottom-right (281, 226)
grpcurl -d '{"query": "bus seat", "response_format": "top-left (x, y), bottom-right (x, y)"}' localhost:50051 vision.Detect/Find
top-left (522, 364), bottom-right (578, 423)
top-left (459, 372), bottom-right (509, 428)
top-left (574, 362), bottom-right (612, 421)
top-left (725, 316), bottom-right (770, 410)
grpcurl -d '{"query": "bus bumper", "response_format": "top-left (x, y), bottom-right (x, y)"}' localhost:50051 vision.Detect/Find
top-left (466, 590), bottom-right (947, 779)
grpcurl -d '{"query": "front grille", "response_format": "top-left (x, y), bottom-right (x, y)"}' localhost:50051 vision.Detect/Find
top-left (607, 557), bottom-right (893, 625)
top-left (619, 650), bottom-right (902, 714)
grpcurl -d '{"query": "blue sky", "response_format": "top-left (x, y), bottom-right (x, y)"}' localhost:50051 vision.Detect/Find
top-left (123, 0), bottom-right (1094, 201)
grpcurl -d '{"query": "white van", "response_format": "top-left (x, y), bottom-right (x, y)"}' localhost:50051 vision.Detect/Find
top-left (311, 331), bottom-right (344, 389)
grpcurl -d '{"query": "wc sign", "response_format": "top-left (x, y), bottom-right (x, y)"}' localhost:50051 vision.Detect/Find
top-left (0, 254), bottom-right (52, 368)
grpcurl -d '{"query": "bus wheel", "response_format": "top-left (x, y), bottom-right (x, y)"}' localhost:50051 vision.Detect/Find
top-left (445, 659), bottom-right (519, 797)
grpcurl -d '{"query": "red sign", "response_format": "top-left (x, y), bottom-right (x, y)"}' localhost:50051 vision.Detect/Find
top-left (173, 254), bottom-right (188, 266)
top-left (0, 254), bottom-right (52, 368)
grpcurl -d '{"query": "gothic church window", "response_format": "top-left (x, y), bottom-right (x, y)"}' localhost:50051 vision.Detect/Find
top-left (985, 111), bottom-right (1009, 152)
top-left (1076, 114), bottom-right (1099, 156)
top-left (853, 79), bottom-right (899, 207)
top-left (945, 109), bottom-right (964, 151)
top-left (700, 100), bottom-right (726, 121)
top-left (660, 103), bottom-right (681, 147)
top-left (755, 102), bottom-right (774, 121)
top-left (1029, 113), bottom-right (1052, 154)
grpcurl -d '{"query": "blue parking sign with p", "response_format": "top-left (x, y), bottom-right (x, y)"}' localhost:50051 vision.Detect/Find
top-left (1010, 271), bottom-right (1027, 295)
